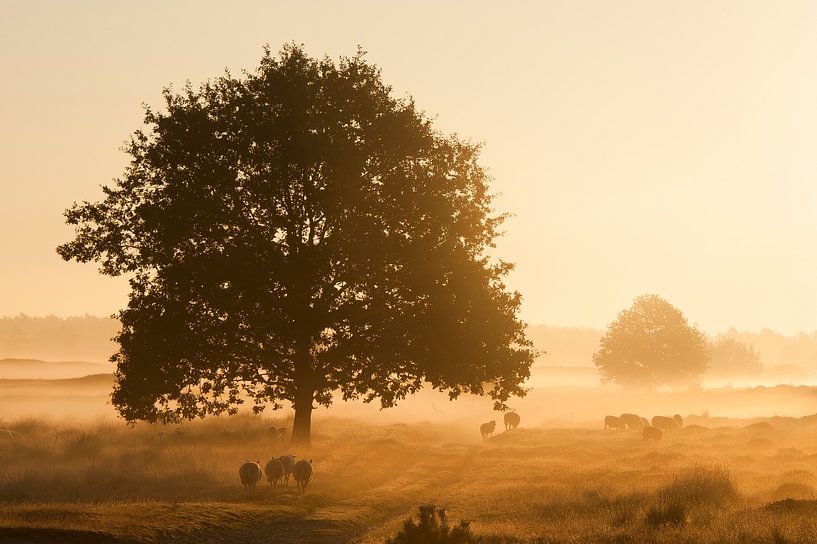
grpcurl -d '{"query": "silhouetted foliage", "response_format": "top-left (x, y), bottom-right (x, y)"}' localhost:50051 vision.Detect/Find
top-left (644, 500), bottom-right (687, 528)
top-left (387, 504), bottom-right (478, 544)
top-left (57, 44), bottom-right (534, 444)
top-left (593, 295), bottom-right (709, 388)
top-left (707, 337), bottom-right (763, 380)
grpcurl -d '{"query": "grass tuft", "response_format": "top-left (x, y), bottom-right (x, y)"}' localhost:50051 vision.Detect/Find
top-left (387, 504), bottom-right (479, 544)
top-left (656, 463), bottom-right (736, 505)
top-left (644, 500), bottom-right (687, 528)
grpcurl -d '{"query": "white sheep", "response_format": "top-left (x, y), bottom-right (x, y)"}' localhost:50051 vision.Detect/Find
top-left (292, 459), bottom-right (313, 493)
top-left (279, 454), bottom-right (296, 486)
top-left (265, 457), bottom-right (285, 487)
top-left (480, 420), bottom-right (496, 440)
top-left (504, 412), bottom-right (521, 430)
top-left (239, 461), bottom-right (262, 498)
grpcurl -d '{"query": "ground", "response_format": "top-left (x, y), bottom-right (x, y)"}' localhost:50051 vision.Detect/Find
top-left (3, 414), bottom-right (817, 543)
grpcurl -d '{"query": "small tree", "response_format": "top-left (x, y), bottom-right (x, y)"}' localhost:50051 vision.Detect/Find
top-left (593, 294), bottom-right (709, 388)
top-left (708, 337), bottom-right (763, 380)
top-left (57, 44), bottom-right (534, 445)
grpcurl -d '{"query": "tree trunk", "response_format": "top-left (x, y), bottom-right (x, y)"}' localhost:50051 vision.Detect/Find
top-left (291, 332), bottom-right (315, 447)
top-left (291, 388), bottom-right (314, 447)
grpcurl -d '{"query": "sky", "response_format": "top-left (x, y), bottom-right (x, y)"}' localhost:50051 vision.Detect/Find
top-left (2, 1), bottom-right (817, 335)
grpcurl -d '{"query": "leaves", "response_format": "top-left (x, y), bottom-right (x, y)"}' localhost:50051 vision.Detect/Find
top-left (593, 294), bottom-right (709, 388)
top-left (58, 44), bottom-right (534, 426)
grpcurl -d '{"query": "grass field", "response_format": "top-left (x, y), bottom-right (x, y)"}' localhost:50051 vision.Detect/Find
top-left (4, 413), bottom-right (817, 543)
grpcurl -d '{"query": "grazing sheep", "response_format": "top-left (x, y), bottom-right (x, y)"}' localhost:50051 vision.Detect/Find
top-left (292, 459), bottom-right (313, 493)
top-left (640, 417), bottom-right (650, 427)
top-left (673, 414), bottom-right (684, 428)
top-left (480, 420), bottom-right (497, 440)
top-left (604, 415), bottom-right (626, 431)
top-left (619, 413), bottom-right (644, 430)
top-left (264, 457), bottom-right (285, 487)
top-left (643, 426), bottom-right (662, 441)
top-left (279, 454), bottom-right (296, 486)
top-left (651, 416), bottom-right (680, 430)
top-left (504, 412), bottom-right (521, 430)
top-left (239, 461), bottom-right (262, 498)
top-left (278, 427), bottom-right (288, 440)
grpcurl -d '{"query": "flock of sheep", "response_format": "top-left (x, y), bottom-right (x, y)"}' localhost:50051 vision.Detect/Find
top-left (604, 413), bottom-right (684, 441)
top-left (237, 426), bottom-right (313, 498)
top-left (238, 408), bottom-right (678, 497)
top-left (479, 411), bottom-right (521, 439)
top-left (239, 455), bottom-right (313, 498)
top-left (476, 411), bottom-right (683, 442)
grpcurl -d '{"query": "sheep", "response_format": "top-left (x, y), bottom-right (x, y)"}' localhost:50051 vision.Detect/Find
top-left (239, 461), bottom-right (263, 498)
top-left (279, 454), bottom-right (296, 486)
top-left (643, 426), bottom-right (662, 441)
top-left (292, 459), bottom-right (313, 493)
top-left (277, 427), bottom-right (288, 440)
top-left (619, 413), bottom-right (644, 430)
top-left (673, 414), bottom-right (684, 428)
top-left (640, 417), bottom-right (650, 427)
top-left (651, 416), bottom-right (680, 430)
top-left (604, 415), bottom-right (626, 431)
top-left (264, 457), bottom-right (285, 487)
top-left (480, 420), bottom-right (496, 440)
top-left (504, 412), bottom-right (521, 430)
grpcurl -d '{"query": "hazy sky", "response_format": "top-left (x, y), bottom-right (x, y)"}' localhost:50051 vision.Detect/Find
top-left (2, 1), bottom-right (817, 335)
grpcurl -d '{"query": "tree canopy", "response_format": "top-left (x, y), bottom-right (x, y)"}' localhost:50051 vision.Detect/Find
top-left (707, 337), bottom-right (763, 380)
top-left (57, 44), bottom-right (534, 444)
top-left (593, 294), bottom-right (709, 388)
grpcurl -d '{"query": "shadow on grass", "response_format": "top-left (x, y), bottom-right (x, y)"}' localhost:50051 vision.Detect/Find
top-left (0, 527), bottom-right (135, 544)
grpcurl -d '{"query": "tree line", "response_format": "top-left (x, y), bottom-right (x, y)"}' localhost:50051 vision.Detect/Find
top-left (0, 315), bottom-right (118, 362)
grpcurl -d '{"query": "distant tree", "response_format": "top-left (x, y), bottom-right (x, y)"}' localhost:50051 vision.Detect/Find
top-left (593, 295), bottom-right (709, 388)
top-left (56, 44), bottom-right (534, 445)
top-left (707, 337), bottom-right (763, 380)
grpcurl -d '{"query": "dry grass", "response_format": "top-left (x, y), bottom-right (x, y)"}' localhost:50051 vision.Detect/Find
top-left (4, 415), bottom-right (817, 542)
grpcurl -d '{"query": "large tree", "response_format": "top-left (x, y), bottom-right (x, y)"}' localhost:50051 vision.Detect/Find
top-left (593, 294), bottom-right (709, 388)
top-left (57, 45), bottom-right (534, 445)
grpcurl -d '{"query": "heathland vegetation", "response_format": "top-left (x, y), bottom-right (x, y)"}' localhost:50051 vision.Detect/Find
top-left (3, 40), bottom-right (817, 544)
top-left (3, 415), bottom-right (817, 542)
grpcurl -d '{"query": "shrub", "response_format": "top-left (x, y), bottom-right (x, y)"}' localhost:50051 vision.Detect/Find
top-left (645, 500), bottom-right (686, 528)
top-left (656, 464), bottom-right (736, 505)
top-left (387, 504), bottom-right (479, 544)
top-left (771, 527), bottom-right (792, 544)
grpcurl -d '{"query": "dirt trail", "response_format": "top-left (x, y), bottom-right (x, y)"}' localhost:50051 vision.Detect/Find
top-left (0, 440), bottom-right (480, 544)
top-left (209, 443), bottom-right (479, 543)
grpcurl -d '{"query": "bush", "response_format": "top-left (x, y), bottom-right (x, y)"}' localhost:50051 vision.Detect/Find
top-left (645, 500), bottom-right (687, 528)
top-left (656, 464), bottom-right (736, 505)
top-left (387, 504), bottom-right (479, 544)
